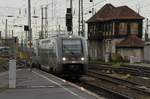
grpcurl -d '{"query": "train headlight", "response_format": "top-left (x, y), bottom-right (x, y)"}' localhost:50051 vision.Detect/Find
top-left (62, 57), bottom-right (66, 61)
top-left (69, 35), bottom-right (72, 38)
top-left (81, 57), bottom-right (85, 61)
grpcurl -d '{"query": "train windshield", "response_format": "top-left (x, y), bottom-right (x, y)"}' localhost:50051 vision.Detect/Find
top-left (62, 39), bottom-right (82, 55)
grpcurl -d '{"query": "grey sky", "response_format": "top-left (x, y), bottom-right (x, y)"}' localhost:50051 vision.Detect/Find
top-left (0, 0), bottom-right (149, 17)
top-left (0, 0), bottom-right (150, 39)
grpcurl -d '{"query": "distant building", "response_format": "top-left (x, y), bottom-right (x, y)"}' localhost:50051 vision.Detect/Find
top-left (0, 37), bottom-right (18, 47)
top-left (87, 4), bottom-right (144, 61)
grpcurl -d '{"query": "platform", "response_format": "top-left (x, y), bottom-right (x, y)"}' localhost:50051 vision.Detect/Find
top-left (0, 68), bottom-right (104, 99)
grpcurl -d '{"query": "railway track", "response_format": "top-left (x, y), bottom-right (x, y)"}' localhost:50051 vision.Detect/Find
top-left (89, 64), bottom-right (150, 78)
top-left (45, 63), bottom-right (150, 99)
top-left (81, 81), bottom-right (131, 99)
top-left (0, 63), bottom-right (8, 72)
top-left (83, 69), bottom-right (150, 99)
top-left (121, 64), bottom-right (150, 76)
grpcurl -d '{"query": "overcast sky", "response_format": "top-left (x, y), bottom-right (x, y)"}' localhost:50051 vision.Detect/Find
top-left (0, 0), bottom-right (150, 39)
top-left (0, 0), bottom-right (149, 18)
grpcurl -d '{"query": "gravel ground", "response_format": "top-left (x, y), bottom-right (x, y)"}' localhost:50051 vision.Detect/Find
top-left (0, 58), bottom-right (8, 73)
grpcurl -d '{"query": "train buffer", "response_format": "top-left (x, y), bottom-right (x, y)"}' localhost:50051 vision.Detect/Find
top-left (0, 68), bottom-right (104, 99)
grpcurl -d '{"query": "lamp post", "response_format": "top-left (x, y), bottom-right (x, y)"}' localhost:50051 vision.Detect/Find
top-left (78, 0), bottom-right (84, 37)
top-left (5, 15), bottom-right (14, 46)
top-left (5, 19), bottom-right (8, 45)
top-left (5, 15), bottom-right (17, 89)
top-left (28, 0), bottom-right (32, 41)
top-left (28, 0), bottom-right (32, 71)
top-left (32, 15), bottom-right (39, 39)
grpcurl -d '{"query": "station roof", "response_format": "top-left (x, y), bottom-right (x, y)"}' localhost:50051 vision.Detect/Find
top-left (116, 34), bottom-right (144, 48)
top-left (87, 4), bottom-right (144, 23)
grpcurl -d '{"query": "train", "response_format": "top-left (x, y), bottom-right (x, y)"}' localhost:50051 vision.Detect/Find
top-left (32, 34), bottom-right (88, 77)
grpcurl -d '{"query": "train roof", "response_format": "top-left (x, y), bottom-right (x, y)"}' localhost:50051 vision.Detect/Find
top-left (49, 33), bottom-right (84, 38)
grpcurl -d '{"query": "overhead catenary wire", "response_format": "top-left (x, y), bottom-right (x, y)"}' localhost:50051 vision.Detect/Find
top-left (0, 0), bottom-right (150, 40)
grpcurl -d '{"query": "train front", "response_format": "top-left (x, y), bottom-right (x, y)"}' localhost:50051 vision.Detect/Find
top-left (61, 36), bottom-right (88, 76)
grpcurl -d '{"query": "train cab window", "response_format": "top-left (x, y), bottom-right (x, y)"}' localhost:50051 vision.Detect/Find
top-left (62, 39), bottom-right (83, 55)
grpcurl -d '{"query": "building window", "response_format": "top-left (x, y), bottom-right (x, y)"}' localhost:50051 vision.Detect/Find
top-left (98, 24), bottom-right (102, 31)
top-left (112, 23), bottom-right (115, 36)
top-left (109, 24), bottom-right (112, 36)
top-left (89, 25), bottom-right (93, 33)
top-left (103, 24), bottom-right (106, 37)
top-left (88, 26), bottom-right (91, 37)
top-left (93, 25), bottom-right (96, 35)
top-left (130, 23), bottom-right (138, 34)
top-left (106, 24), bottom-right (109, 36)
top-left (119, 23), bottom-right (127, 35)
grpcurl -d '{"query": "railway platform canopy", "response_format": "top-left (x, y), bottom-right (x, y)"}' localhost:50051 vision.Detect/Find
top-left (0, 68), bottom-right (103, 99)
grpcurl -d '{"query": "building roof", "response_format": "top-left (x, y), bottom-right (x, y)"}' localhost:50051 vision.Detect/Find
top-left (116, 34), bottom-right (144, 48)
top-left (87, 4), bottom-right (144, 23)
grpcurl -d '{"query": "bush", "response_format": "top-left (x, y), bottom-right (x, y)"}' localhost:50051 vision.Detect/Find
top-left (111, 53), bottom-right (123, 62)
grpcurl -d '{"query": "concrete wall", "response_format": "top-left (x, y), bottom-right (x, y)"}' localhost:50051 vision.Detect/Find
top-left (88, 38), bottom-right (144, 62)
top-left (144, 43), bottom-right (150, 63)
top-left (88, 38), bottom-right (124, 61)
top-left (88, 40), bottom-right (103, 60)
top-left (111, 39), bottom-right (124, 53)
top-left (117, 48), bottom-right (143, 62)
top-left (103, 39), bottom-right (124, 61)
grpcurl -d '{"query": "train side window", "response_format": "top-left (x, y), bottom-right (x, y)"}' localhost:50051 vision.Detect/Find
top-left (49, 48), bottom-right (53, 54)
top-left (49, 45), bottom-right (55, 57)
top-left (53, 43), bottom-right (56, 53)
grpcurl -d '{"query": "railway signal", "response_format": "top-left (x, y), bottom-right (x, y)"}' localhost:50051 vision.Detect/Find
top-left (66, 8), bottom-right (73, 32)
top-left (24, 25), bottom-right (29, 31)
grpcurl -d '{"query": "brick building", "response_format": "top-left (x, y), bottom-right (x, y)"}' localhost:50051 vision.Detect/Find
top-left (87, 4), bottom-right (144, 61)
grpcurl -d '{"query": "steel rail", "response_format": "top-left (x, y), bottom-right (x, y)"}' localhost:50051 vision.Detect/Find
top-left (87, 70), bottom-right (150, 96)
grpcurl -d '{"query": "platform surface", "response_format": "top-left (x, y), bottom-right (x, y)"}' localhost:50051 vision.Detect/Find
top-left (0, 68), bottom-right (104, 99)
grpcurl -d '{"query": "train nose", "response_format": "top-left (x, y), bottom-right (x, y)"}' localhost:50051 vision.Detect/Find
top-left (63, 64), bottom-right (84, 73)
top-left (70, 65), bottom-right (80, 71)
